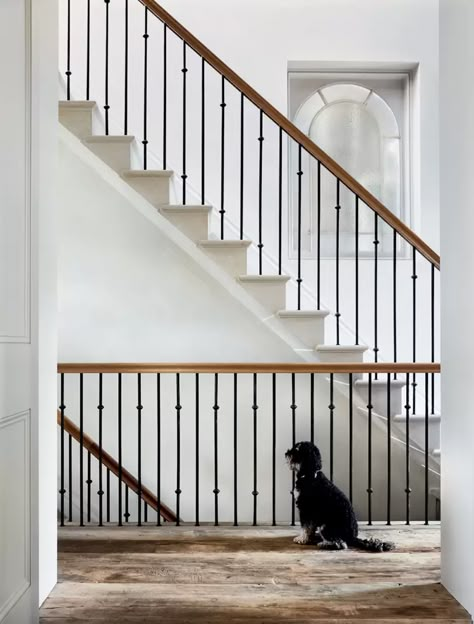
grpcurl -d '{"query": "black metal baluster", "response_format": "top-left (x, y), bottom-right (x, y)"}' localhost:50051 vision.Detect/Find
top-left (201, 59), bottom-right (205, 205)
top-left (195, 373), bottom-right (200, 526)
top-left (317, 161), bottom-right (321, 309)
top-left (425, 373), bottom-right (430, 525)
top-left (252, 373), bottom-right (259, 526)
top-left (213, 373), bottom-right (220, 525)
top-left (142, 7), bottom-right (149, 169)
top-left (310, 373), bottom-right (315, 444)
top-left (393, 231), bottom-right (398, 376)
top-left (233, 373), bottom-right (238, 526)
top-left (66, 0), bottom-right (71, 100)
top-left (86, 0), bottom-right (90, 100)
top-left (137, 373), bottom-right (143, 526)
top-left (296, 145), bottom-right (303, 308)
top-left (335, 180), bottom-right (341, 344)
top-left (156, 373), bottom-right (161, 527)
top-left (59, 373), bottom-right (65, 526)
top-left (329, 374), bottom-right (335, 481)
top-left (412, 249), bottom-right (417, 413)
top-left (181, 41), bottom-right (187, 202)
top-left (144, 503), bottom-right (148, 524)
top-left (355, 196), bottom-right (359, 344)
top-left (176, 374), bottom-right (182, 526)
top-left (79, 373), bottom-right (84, 527)
top-left (290, 373), bottom-right (296, 526)
top-left (104, 0), bottom-right (110, 134)
top-left (387, 373), bottom-right (392, 525)
top-left (124, 0), bottom-right (128, 134)
top-left (68, 434), bottom-right (73, 522)
top-left (258, 111), bottom-right (264, 274)
top-left (125, 486), bottom-right (129, 523)
top-left (239, 93), bottom-right (244, 239)
top-left (87, 451), bottom-right (92, 523)
top-left (118, 373), bottom-right (123, 526)
top-left (162, 24), bottom-right (167, 169)
top-left (374, 214), bottom-right (379, 369)
top-left (349, 373), bottom-right (353, 504)
top-left (405, 373), bottom-right (411, 524)
top-left (98, 373), bottom-right (104, 526)
top-left (272, 373), bottom-right (276, 526)
top-left (219, 77), bottom-right (226, 240)
top-left (278, 129), bottom-right (283, 275)
top-left (367, 373), bottom-right (373, 525)
top-left (106, 468), bottom-right (110, 523)
top-left (431, 265), bottom-right (435, 413)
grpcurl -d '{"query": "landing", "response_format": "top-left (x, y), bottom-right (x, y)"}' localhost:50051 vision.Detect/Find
top-left (40, 525), bottom-right (470, 623)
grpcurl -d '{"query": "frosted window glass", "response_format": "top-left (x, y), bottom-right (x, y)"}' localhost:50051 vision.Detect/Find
top-left (320, 83), bottom-right (369, 104)
top-left (366, 92), bottom-right (400, 137)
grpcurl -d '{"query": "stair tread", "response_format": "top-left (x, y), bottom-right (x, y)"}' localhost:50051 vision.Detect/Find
top-left (122, 169), bottom-right (173, 177)
top-left (277, 309), bottom-right (329, 319)
top-left (238, 275), bottom-right (290, 283)
top-left (355, 379), bottom-right (407, 388)
top-left (84, 135), bottom-right (135, 143)
top-left (198, 240), bottom-right (252, 248)
top-left (161, 204), bottom-right (212, 213)
top-left (316, 344), bottom-right (368, 352)
top-left (59, 100), bottom-right (97, 109)
top-left (393, 412), bottom-right (441, 421)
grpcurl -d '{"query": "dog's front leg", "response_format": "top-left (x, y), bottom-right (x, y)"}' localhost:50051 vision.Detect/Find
top-left (293, 525), bottom-right (314, 544)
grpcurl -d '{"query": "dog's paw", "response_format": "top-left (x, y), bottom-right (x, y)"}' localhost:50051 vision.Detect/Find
top-left (293, 534), bottom-right (309, 545)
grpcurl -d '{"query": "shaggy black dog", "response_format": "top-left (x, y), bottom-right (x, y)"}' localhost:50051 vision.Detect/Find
top-left (285, 441), bottom-right (394, 552)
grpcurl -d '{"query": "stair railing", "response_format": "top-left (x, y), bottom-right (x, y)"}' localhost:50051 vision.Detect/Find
top-left (59, 0), bottom-right (440, 395)
top-left (58, 362), bottom-right (440, 527)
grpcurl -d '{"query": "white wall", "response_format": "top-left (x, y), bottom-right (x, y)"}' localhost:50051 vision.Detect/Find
top-left (440, 0), bottom-right (474, 618)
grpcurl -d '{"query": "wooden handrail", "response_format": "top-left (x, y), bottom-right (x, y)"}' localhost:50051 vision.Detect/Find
top-left (57, 410), bottom-right (177, 523)
top-left (138, 0), bottom-right (440, 270)
top-left (58, 363), bottom-right (440, 374)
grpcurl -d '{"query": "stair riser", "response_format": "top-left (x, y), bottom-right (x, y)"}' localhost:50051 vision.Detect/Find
top-left (316, 350), bottom-right (366, 364)
top-left (200, 247), bottom-right (248, 276)
top-left (279, 318), bottom-right (325, 346)
top-left (397, 420), bottom-right (441, 451)
top-left (239, 282), bottom-right (287, 312)
top-left (86, 141), bottom-right (131, 172)
top-left (355, 386), bottom-right (404, 418)
top-left (59, 108), bottom-right (93, 139)
top-left (125, 176), bottom-right (170, 205)
top-left (161, 213), bottom-right (209, 242)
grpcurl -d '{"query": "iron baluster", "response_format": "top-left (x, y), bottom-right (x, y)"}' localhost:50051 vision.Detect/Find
top-left (213, 373), bottom-right (220, 525)
top-left (252, 373), bottom-right (259, 526)
top-left (219, 77), bottom-right (226, 239)
top-left (181, 41), bottom-right (187, 201)
top-left (258, 111), bottom-right (264, 274)
top-left (176, 373), bottom-right (182, 526)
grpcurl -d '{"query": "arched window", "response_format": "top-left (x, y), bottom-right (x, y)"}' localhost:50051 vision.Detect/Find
top-left (291, 83), bottom-right (401, 256)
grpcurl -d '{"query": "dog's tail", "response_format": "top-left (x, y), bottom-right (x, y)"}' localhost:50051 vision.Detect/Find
top-left (348, 537), bottom-right (394, 552)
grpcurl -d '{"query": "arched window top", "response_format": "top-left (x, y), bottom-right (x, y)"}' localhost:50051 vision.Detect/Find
top-left (294, 83), bottom-right (400, 140)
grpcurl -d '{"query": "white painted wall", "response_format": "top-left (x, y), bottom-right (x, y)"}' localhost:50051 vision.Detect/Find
top-left (440, 0), bottom-right (474, 618)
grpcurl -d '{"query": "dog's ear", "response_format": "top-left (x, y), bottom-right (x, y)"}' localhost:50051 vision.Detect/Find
top-left (300, 442), bottom-right (322, 474)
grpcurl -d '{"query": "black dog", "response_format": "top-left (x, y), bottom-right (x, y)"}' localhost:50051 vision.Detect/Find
top-left (285, 441), bottom-right (394, 552)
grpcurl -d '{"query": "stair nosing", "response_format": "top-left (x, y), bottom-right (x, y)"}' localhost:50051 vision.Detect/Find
top-left (122, 169), bottom-right (173, 178)
top-left (393, 413), bottom-right (441, 421)
top-left (83, 135), bottom-right (135, 144)
top-left (355, 379), bottom-right (407, 388)
top-left (160, 204), bottom-right (212, 213)
top-left (315, 344), bottom-right (368, 352)
top-left (59, 100), bottom-right (97, 109)
top-left (277, 310), bottom-right (329, 319)
top-left (238, 275), bottom-right (290, 283)
top-left (198, 240), bottom-right (252, 248)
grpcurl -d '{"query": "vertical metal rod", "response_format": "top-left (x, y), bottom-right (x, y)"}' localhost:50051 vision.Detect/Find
top-left (335, 180), bottom-right (341, 344)
top-left (272, 373), bottom-right (276, 526)
top-left (195, 373), bottom-right (200, 526)
top-left (233, 373), bottom-right (238, 526)
top-left (118, 373), bottom-right (123, 526)
top-left (79, 373), bottom-right (84, 526)
top-left (66, 0), bottom-right (71, 100)
top-left (201, 59), bottom-right (205, 205)
top-left (367, 373), bottom-right (373, 525)
top-left (87, 451), bottom-right (92, 523)
top-left (393, 231), bottom-right (398, 376)
top-left (405, 373), bottom-right (411, 524)
top-left (412, 249), bottom-right (417, 413)
top-left (60, 373), bottom-right (65, 526)
top-left (239, 94), bottom-right (244, 239)
top-left (106, 468), bottom-right (110, 523)
top-left (251, 374), bottom-right (258, 525)
top-left (219, 77), bottom-right (226, 240)
top-left (213, 373), bottom-right (219, 526)
top-left (297, 145), bottom-right (303, 308)
top-left (349, 373), bottom-right (353, 504)
top-left (86, 0), bottom-right (90, 100)
top-left (162, 24), bottom-right (167, 169)
top-left (278, 129), bottom-right (283, 275)
top-left (142, 7), bottom-right (149, 169)
top-left (68, 434), bottom-right (73, 522)
top-left (258, 111), bottom-right (264, 274)
top-left (124, 0), bottom-right (128, 134)
top-left (329, 374), bottom-right (334, 481)
top-left (355, 196), bottom-right (359, 344)
top-left (156, 373), bottom-right (161, 526)
top-left (125, 486), bottom-right (129, 523)
top-left (386, 373), bottom-right (392, 525)
top-left (374, 214), bottom-right (379, 368)
top-left (181, 41), bottom-right (187, 202)
top-left (310, 373), bottom-right (315, 444)
top-left (317, 161), bottom-right (321, 309)
top-left (144, 503), bottom-right (148, 524)
top-left (424, 373), bottom-right (430, 525)
top-left (137, 373), bottom-right (143, 526)
top-left (176, 373), bottom-right (181, 526)
top-left (291, 373), bottom-right (296, 525)
top-left (431, 264), bottom-right (435, 414)
top-left (104, 0), bottom-right (110, 134)
top-left (98, 373), bottom-right (103, 526)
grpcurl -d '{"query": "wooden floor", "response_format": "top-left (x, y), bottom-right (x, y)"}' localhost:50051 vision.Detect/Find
top-left (40, 526), bottom-right (470, 623)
